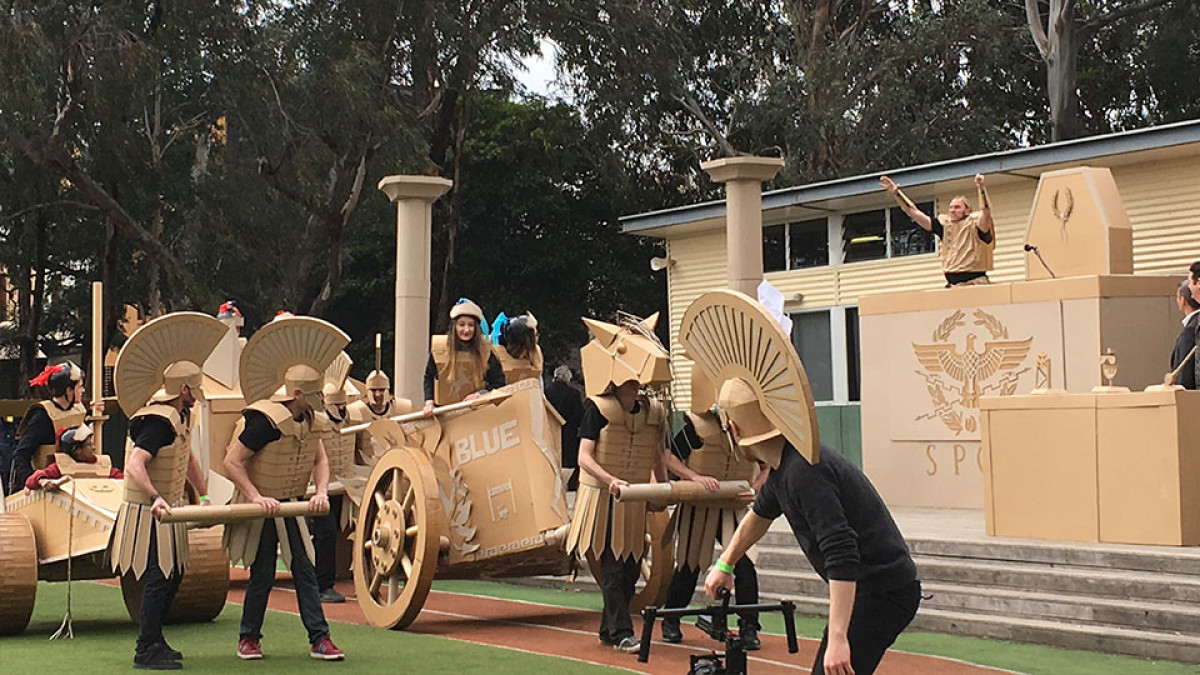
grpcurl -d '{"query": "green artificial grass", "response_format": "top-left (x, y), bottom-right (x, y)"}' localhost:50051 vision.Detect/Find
top-left (433, 580), bottom-right (1200, 675)
top-left (2, 581), bottom-right (618, 674)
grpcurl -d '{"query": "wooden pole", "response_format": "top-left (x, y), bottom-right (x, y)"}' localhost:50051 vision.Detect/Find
top-left (90, 282), bottom-right (105, 456)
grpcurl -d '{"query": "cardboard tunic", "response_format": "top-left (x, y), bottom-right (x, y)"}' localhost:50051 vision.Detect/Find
top-left (566, 394), bottom-right (663, 560)
top-left (673, 412), bottom-right (758, 571)
top-left (316, 411), bottom-right (357, 531)
top-left (937, 212), bottom-right (994, 274)
top-left (431, 335), bottom-right (486, 405)
top-left (492, 343), bottom-right (544, 385)
top-left (110, 406), bottom-right (192, 580)
top-left (222, 400), bottom-right (318, 568)
top-left (19, 400), bottom-right (87, 471)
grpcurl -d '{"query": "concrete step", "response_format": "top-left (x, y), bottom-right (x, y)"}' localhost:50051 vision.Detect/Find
top-left (759, 590), bottom-right (1200, 664)
top-left (759, 529), bottom-right (1200, 576)
top-left (753, 545), bottom-right (1200, 603)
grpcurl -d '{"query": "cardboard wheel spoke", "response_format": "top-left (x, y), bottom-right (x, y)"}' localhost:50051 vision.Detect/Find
top-left (0, 514), bottom-right (37, 635)
top-left (354, 447), bottom-right (442, 629)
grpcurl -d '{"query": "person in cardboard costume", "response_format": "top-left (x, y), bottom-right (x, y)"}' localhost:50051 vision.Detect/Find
top-left (490, 312), bottom-right (544, 384)
top-left (564, 312), bottom-right (672, 652)
top-left (880, 173), bottom-right (995, 287)
top-left (110, 312), bottom-right (228, 670)
top-left (311, 352), bottom-right (357, 603)
top-left (660, 368), bottom-right (764, 648)
top-left (346, 335), bottom-right (411, 464)
top-left (6, 361), bottom-right (87, 495)
top-left (681, 291), bottom-right (920, 675)
top-left (221, 316), bottom-right (350, 662)
top-left (24, 423), bottom-right (123, 491)
top-left (421, 298), bottom-right (504, 414)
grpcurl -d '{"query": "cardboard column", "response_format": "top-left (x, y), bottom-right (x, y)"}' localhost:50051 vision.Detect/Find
top-left (699, 157), bottom-right (784, 295)
top-left (378, 175), bottom-right (453, 406)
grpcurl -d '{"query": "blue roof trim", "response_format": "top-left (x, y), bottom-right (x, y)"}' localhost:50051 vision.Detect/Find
top-left (621, 119), bottom-right (1200, 234)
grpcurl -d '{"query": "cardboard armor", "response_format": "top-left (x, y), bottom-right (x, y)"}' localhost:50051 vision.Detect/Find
top-left (565, 394), bottom-right (665, 561)
top-left (492, 343), bottom-right (544, 385)
top-left (21, 399), bottom-right (87, 471)
top-left (109, 311), bottom-right (229, 580)
top-left (110, 406), bottom-right (192, 580)
top-left (222, 400), bottom-right (319, 568)
top-left (431, 334), bottom-right (487, 405)
top-left (222, 315), bottom-right (349, 568)
top-left (937, 211), bottom-right (994, 274)
top-left (672, 410), bottom-right (758, 572)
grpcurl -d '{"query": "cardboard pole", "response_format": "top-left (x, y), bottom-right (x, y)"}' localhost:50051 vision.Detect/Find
top-left (157, 501), bottom-right (329, 525)
top-left (616, 480), bottom-right (752, 504)
top-left (90, 281), bottom-right (105, 456)
top-left (339, 390), bottom-right (514, 434)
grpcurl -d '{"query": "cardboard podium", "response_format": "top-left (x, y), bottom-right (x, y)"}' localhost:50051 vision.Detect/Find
top-left (859, 167), bottom-right (1179, 509)
top-left (980, 390), bottom-right (1200, 545)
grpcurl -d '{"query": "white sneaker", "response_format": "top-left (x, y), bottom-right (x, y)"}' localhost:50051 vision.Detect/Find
top-left (615, 636), bottom-right (640, 653)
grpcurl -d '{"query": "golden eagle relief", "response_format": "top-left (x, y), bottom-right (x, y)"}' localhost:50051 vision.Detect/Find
top-left (912, 309), bottom-right (1033, 434)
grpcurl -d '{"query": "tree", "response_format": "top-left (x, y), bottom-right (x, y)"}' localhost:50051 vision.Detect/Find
top-left (1025, 0), bottom-right (1177, 141)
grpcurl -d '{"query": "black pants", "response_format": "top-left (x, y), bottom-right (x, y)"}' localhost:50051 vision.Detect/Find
top-left (811, 580), bottom-right (921, 675)
top-left (664, 555), bottom-right (759, 628)
top-left (311, 496), bottom-right (344, 592)
top-left (239, 518), bottom-right (330, 645)
top-left (136, 527), bottom-right (184, 655)
top-left (597, 549), bottom-right (640, 643)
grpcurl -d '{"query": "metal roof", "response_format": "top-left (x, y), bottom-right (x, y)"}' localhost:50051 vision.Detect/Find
top-left (621, 119), bottom-right (1200, 235)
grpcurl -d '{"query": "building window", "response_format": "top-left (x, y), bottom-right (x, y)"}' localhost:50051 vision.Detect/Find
top-left (841, 202), bottom-right (935, 263)
top-left (763, 218), bottom-right (830, 273)
top-left (791, 310), bottom-right (833, 402)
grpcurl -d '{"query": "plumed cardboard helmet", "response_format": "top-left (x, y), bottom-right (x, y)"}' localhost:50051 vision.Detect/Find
top-left (579, 312), bottom-right (671, 398)
top-left (689, 365), bottom-right (717, 415)
top-left (115, 312), bottom-right (228, 413)
top-left (270, 364), bottom-right (325, 409)
top-left (679, 290), bottom-right (819, 466)
top-left (239, 315), bottom-right (350, 405)
top-left (365, 370), bottom-right (391, 392)
top-left (30, 361), bottom-right (85, 396)
top-left (449, 298), bottom-right (484, 322)
top-left (322, 351), bottom-right (352, 406)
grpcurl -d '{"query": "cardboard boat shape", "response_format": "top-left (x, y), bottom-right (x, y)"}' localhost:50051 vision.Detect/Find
top-left (0, 474), bottom-right (228, 635)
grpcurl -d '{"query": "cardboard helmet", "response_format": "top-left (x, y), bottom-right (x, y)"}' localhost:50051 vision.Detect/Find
top-left (679, 290), bottom-right (819, 467)
top-left (114, 312), bottom-right (228, 413)
top-left (449, 298), bottom-right (484, 323)
top-left (323, 351), bottom-right (352, 406)
top-left (239, 315), bottom-right (350, 406)
top-left (29, 361), bottom-right (84, 397)
top-left (579, 312), bottom-right (671, 398)
top-left (57, 423), bottom-right (94, 459)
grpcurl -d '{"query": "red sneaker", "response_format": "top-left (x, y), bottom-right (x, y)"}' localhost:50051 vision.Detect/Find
top-left (237, 638), bottom-right (264, 660)
top-left (310, 636), bottom-right (344, 661)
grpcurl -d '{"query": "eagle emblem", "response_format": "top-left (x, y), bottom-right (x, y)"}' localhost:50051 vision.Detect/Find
top-left (913, 309), bottom-right (1032, 434)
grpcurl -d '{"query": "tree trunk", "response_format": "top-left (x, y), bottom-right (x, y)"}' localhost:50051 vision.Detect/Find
top-left (16, 219), bottom-right (47, 398)
top-left (1047, 0), bottom-right (1080, 141)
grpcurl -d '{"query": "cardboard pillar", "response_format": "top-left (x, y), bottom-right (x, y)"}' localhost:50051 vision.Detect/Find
top-left (700, 157), bottom-right (784, 296)
top-left (378, 176), bottom-right (453, 406)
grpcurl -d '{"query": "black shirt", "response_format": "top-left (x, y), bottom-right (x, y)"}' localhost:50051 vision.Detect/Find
top-left (129, 414), bottom-right (178, 457)
top-left (578, 398), bottom-right (643, 441)
top-left (929, 218), bottom-right (993, 245)
top-left (7, 404), bottom-right (55, 493)
top-left (752, 443), bottom-right (918, 594)
top-left (422, 352), bottom-right (506, 401)
top-left (238, 410), bottom-right (282, 452)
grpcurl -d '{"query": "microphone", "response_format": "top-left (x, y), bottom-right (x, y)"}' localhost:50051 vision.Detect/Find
top-left (1024, 243), bottom-right (1057, 278)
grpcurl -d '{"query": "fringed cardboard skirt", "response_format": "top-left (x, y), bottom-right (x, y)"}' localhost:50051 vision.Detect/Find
top-left (565, 484), bottom-right (648, 561)
top-left (222, 495), bottom-right (316, 568)
top-left (109, 501), bottom-right (189, 580)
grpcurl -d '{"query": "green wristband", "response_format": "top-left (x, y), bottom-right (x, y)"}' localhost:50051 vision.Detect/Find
top-left (198, 494), bottom-right (211, 502)
top-left (714, 559), bottom-right (735, 574)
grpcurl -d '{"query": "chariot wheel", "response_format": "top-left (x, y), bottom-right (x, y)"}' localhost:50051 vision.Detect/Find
top-left (586, 509), bottom-right (675, 611)
top-left (121, 526), bottom-right (230, 624)
top-left (0, 513), bottom-right (38, 635)
top-left (354, 446), bottom-right (443, 629)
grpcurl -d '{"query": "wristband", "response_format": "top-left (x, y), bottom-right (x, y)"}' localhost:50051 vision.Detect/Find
top-left (150, 493), bottom-right (162, 504)
top-left (198, 494), bottom-right (211, 502)
top-left (714, 559), bottom-right (735, 574)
